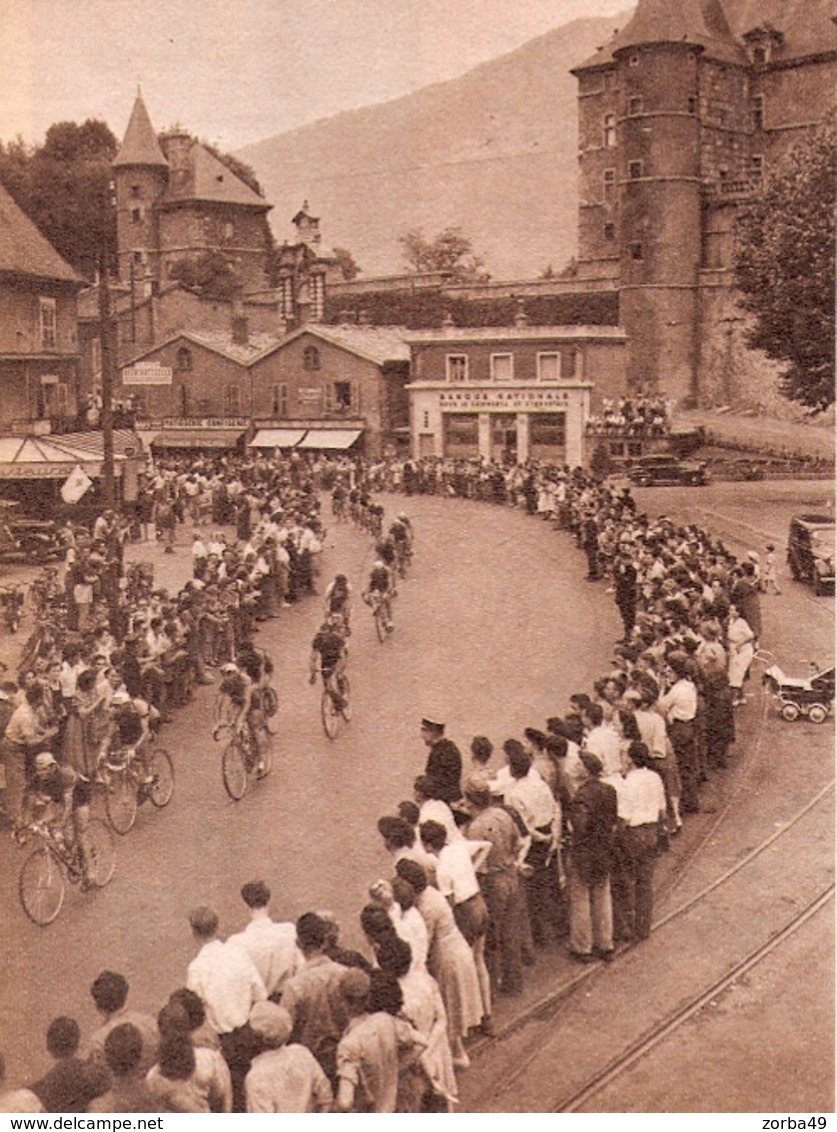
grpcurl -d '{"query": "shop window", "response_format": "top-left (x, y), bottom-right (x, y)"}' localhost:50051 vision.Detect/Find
top-left (176, 347), bottom-right (193, 372)
top-left (537, 353), bottom-right (560, 382)
top-left (333, 381), bottom-right (353, 411)
top-left (272, 383), bottom-right (288, 417)
top-left (628, 160), bottom-right (643, 179)
top-left (490, 353), bottom-right (514, 382)
top-left (303, 345), bottom-right (321, 371)
top-left (446, 354), bottom-right (468, 383)
top-left (444, 412), bottom-right (479, 455)
top-left (530, 413), bottom-right (566, 452)
top-left (603, 114), bottom-right (616, 148)
top-left (39, 297), bottom-right (57, 349)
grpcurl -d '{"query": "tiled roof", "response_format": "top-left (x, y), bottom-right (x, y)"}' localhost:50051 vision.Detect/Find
top-left (301, 324), bottom-right (411, 364)
top-left (0, 182), bottom-right (81, 285)
top-left (575, 0), bottom-right (837, 69)
top-left (182, 143), bottom-right (270, 209)
top-left (114, 93), bottom-right (168, 168)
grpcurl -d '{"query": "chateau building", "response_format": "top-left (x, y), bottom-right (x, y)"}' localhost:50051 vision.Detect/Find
top-left (572, 0), bottom-right (837, 403)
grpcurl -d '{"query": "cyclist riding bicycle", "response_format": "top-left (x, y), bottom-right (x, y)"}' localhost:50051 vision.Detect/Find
top-left (18, 751), bottom-right (95, 887)
top-left (323, 574), bottom-right (352, 637)
top-left (104, 690), bottom-right (157, 785)
top-left (237, 643), bottom-right (277, 720)
top-left (362, 556), bottom-right (394, 632)
top-left (309, 615), bottom-right (349, 709)
top-left (331, 482), bottom-right (347, 520)
top-left (212, 662), bottom-right (265, 773)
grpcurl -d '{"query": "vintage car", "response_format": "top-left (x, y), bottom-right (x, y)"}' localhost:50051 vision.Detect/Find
top-left (0, 501), bottom-right (64, 564)
top-left (787, 514), bottom-right (835, 595)
top-left (627, 454), bottom-right (709, 487)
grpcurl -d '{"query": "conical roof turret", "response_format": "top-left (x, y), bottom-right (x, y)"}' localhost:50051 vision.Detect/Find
top-left (114, 92), bottom-right (169, 168)
top-left (574, 0), bottom-right (744, 69)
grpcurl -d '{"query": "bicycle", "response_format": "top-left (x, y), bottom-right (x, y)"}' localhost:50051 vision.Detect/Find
top-left (365, 591), bottom-right (393, 642)
top-left (318, 670), bottom-right (352, 740)
top-left (98, 743), bottom-right (175, 835)
top-left (214, 720), bottom-right (273, 801)
top-left (261, 683), bottom-right (280, 736)
top-left (17, 816), bottom-right (116, 925)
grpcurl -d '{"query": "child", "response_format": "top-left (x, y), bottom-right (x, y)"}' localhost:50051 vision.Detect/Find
top-left (762, 543), bottom-right (781, 594)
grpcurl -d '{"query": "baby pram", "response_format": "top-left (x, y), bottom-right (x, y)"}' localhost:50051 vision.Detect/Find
top-left (759, 650), bottom-right (835, 723)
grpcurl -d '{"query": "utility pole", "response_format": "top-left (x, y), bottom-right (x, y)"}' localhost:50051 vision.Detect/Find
top-left (98, 180), bottom-right (116, 507)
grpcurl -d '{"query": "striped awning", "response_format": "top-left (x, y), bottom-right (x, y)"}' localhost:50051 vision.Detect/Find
top-left (248, 429), bottom-right (307, 449)
top-left (296, 429), bottom-right (363, 450)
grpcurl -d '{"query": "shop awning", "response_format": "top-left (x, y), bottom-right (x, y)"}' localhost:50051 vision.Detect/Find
top-left (151, 429), bottom-right (244, 449)
top-left (248, 428), bottom-right (307, 449)
top-left (296, 429), bottom-right (363, 450)
top-left (0, 435), bottom-right (124, 479)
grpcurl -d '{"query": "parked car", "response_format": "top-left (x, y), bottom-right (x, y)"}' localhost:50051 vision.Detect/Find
top-left (787, 514), bottom-right (835, 595)
top-left (0, 502), bottom-right (64, 564)
top-left (627, 454), bottom-right (709, 487)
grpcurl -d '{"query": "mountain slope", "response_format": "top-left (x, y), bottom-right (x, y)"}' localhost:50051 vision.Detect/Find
top-left (238, 12), bottom-right (632, 280)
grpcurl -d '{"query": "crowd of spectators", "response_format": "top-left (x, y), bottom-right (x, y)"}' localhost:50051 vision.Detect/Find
top-left (1, 447), bottom-right (770, 1113)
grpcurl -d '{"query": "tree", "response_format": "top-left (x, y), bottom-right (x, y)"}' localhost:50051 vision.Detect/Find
top-left (333, 246), bottom-right (361, 281)
top-left (168, 251), bottom-right (242, 301)
top-left (0, 119), bottom-right (119, 280)
top-left (734, 120), bottom-right (835, 410)
top-left (398, 225), bottom-right (490, 283)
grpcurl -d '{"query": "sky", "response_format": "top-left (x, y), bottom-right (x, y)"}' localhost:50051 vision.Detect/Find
top-left (0, 0), bottom-right (630, 153)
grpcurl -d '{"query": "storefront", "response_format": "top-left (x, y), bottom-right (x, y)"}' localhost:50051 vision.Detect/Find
top-left (406, 326), bottom-right (625, 467)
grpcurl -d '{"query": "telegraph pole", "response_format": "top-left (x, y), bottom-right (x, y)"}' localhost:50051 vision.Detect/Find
top-left (98, 181), bottom-right (116, 507)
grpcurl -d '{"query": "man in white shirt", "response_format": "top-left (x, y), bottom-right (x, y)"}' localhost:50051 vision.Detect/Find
top-left (581, 703), bottom-right (622, 777)
top-left (657, 650), bottom-right (700, 814)
top-left (615, 742), bottom-right (667, 940)
top-left (227, 881), bottom-right (303, 1002)
top-left (186, 905), bottom-right (267, 1112)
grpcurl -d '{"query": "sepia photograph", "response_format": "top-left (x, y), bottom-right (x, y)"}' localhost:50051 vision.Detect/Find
top-left (0, 0), bottom-right (833, 1116)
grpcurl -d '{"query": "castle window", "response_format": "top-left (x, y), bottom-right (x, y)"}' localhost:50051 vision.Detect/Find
top-left (133, 250), bottom-right (144, 265)
top-left (750, 155), bottom-right (764, 182)
top-left (303, 345), bottom-right (321, 371)
top-left (39, 297), bottom-right (57, 350)
top-left (629, 54), bottom-right (639, 67)
top-left (628, 160), bottom-right (643, 179)
top-left (751, 45), bottom-right (767, 65)
top-left (603, 168), bottom-right (615, 199)
top-left (130, 184), bottom-right (141, 199)
top-left (176, 347), bottom-right (193, 372)
top-left (687, 96), bottom-right (697, 114)
top-left (272, 383), bottom-right (288, 417)
top-left (224, 221), bottom-right (234, 240)
top-left (603, 114), bottom-right (616, 148)
top-left (490, 353), bottom-right (514, 382)
top-left (604, 222), bottom-right (616, 241)
top-left (628, 96), bottom-right (643, 115)
top-left (131, 207), bottom-right (142, 224)
top-left (333, 381), bottom-right (353, 411)
top-left (752, 95), bottom-right (765, 130)
top-left (446, 354), bottom-right (468, 383)
top-left (629, 242), bottom-right (643, 261)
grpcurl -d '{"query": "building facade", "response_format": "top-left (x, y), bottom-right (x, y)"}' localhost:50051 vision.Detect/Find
top-left (0, 182), bottom-right (83, 434)
top-left (572, 0), bottom-right (837, 403)
top-left (406, 325), bottom-right (625, 466)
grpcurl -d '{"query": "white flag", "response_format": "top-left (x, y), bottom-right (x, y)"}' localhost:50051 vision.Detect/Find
top-left (60, 464), bottom-right (93, 504)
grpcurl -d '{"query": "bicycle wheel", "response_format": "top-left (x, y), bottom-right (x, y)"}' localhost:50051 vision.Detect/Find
top-left (337, 674), bottom-right (352, 722)
top-left (105, 768), bottom-right (138, 835)
top-left (222, 738), bottom-right (248, 800)
top-left (85, 818), bottom-right (116, 887)
top-left (148, 748), bottom-right (175, 808)
top-left (19, 847), bottom-right (65, 925)
top-left (374, 604), bottom-right (386, 643)
top-left (321, 688), bottom-right (340, 740)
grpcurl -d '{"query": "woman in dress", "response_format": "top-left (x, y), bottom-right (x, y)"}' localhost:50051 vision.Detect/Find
top-left (395, 859), bottom-right (482, 1069)
top-left (727, 603), bottom-right (756, 707)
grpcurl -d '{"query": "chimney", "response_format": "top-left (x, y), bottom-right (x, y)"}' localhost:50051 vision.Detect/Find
top-left (232, 301), bottom-right (249, 345)
top-left (358, 308), bottom-right (371, 325)
top-left (514, 300), bottom-right (528, 328)
top-left (441, 310), bottom-right (455, 328)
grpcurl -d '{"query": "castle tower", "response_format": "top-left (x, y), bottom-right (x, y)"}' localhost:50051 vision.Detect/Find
top-left (112, 92), bottom-right (169, 286)
top-left (574, 0), bottom-right (741, 403)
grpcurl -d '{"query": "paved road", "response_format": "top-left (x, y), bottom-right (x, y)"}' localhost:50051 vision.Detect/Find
top-left (0, 479), bottom-right (832, 1101)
